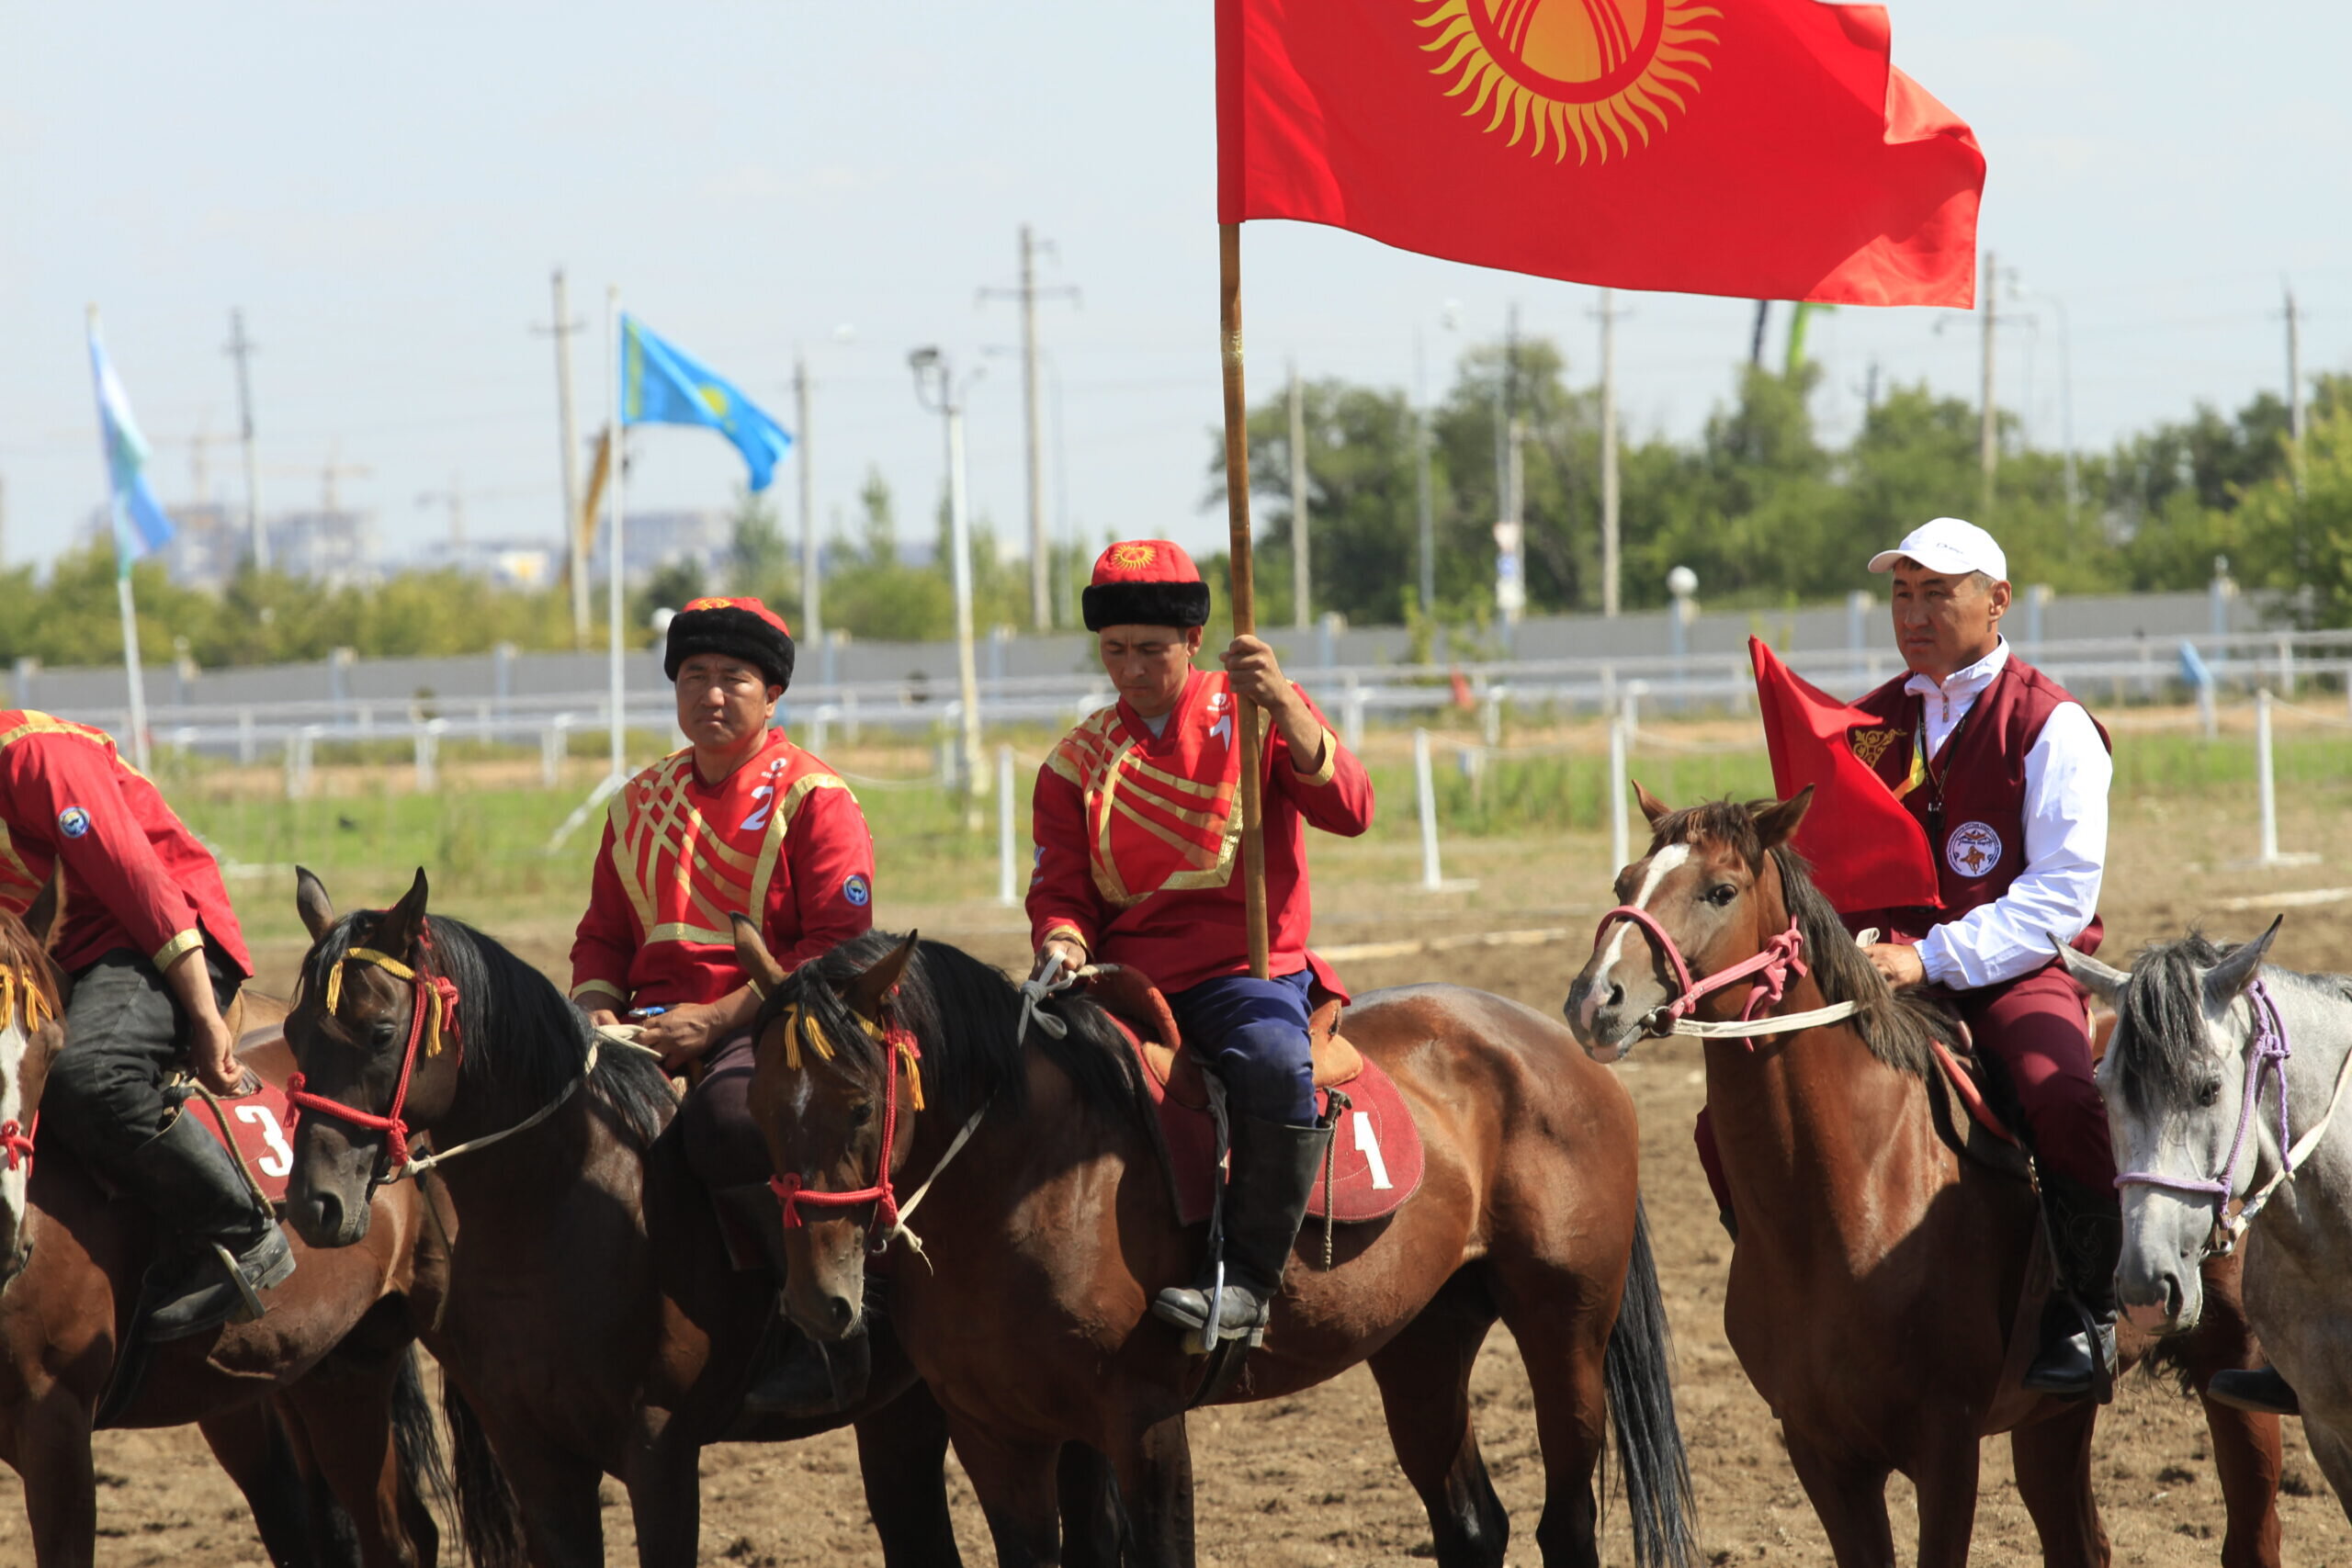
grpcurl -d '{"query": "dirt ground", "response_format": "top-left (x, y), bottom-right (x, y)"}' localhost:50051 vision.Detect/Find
top-left (28, 779), bottom-right (2352, 1566)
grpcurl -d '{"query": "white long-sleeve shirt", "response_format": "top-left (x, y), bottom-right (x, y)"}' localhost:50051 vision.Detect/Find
top-left (1909, 640), bottom-right (2111, 990)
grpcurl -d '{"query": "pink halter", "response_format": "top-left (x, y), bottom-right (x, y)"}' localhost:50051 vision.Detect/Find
top-left (1592, 904), bottom-right (1813, 1043)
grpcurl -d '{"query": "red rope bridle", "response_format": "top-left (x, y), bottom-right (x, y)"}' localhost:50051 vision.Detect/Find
top-left (0, 968), bottom-right (54, 1177)
top-left (767, 1005), bottom-right (925, 1254)
top-left (285, 927), bottom-right (462, 1176)
top-left (0, 1111), bottom-right (33, 1173)
top-left (1591, 903), bottom-right (1813, 1045)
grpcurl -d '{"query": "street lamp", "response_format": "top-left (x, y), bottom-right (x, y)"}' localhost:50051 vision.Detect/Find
top-left (910, 346), bottom-right (985, 802)
top-left (1667, 566), bottom-right (1698, 660)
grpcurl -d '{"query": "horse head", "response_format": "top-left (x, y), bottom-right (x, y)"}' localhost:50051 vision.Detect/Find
top-left (282, 867), bottom-right (461, 1247)
top-left (738, 919), bottom-right (921, 1344)
top-left (2066, 920), bottom-right (2280, 1336)
top-left (0, 874), bottom-right (67, 1286)
top-left (1565, 784), bottom-right (1813, 1063)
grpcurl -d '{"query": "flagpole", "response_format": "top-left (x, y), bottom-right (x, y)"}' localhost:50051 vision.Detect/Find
top-left (86, 306), bottom-right (153, 773)
top-left (1217, 223), bottom-right (1271, 981)
top-left (606, 288), bottom-right (626, 784)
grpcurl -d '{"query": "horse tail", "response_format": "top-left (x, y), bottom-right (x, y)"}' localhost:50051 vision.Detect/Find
top-left (389, 1346), bottom-right (456, 1559)
top-left (443, 1375), bottom-right (528, 1568)
top-left (1604, 1196), bottom-right (1698, 1568)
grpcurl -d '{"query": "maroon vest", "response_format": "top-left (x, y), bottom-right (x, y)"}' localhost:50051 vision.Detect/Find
top-left (1844, 653), bottom-right (2110, 954)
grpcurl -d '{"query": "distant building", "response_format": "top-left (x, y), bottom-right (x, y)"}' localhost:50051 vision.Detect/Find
top-left (78, 501), bottom-right (377, 590)
top-left (586, 507), bottom-right (731, 586)
top-left (413, 537), bottom-right (558, 590)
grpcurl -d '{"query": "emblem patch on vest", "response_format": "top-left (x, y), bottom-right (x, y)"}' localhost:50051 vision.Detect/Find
top-left (1848, 728), bottom-right (1899, 768)
top-left (842, 874), bottom-right (871, 908)
top-left (1945, 821), bottom-right (2004, 878)
top-left (55, 807), bottom-right (91, 840)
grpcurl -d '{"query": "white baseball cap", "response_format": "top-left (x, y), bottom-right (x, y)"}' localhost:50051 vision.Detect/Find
top-left (1866, 516), bottom-right (2007, 581)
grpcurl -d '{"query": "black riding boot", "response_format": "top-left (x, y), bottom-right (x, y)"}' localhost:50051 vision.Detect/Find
top-left (2023, 1170), bottom-right (2120, 1398)
top-left (712, 1183), bottom-right (870, 1417)
top-left (1152, 1112), bottom-right (1332, 1348)
top-left (2209, 1366), bottom-right (2301, 1416)
top-left (128, 1109), bottom-right (296, 1341)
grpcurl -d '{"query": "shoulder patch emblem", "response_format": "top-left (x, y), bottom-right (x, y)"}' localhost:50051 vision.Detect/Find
top-left (1848, 728), bottom-right (1899, 768)
top-left (56, 806), bottom-right (91, 840)
top-left (842, 873), bottom-right (872, 908)
top-left (1945, 821), bottom-right (2004, 879)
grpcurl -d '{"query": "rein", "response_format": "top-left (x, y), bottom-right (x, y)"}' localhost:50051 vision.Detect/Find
top-left (1592, 903), bottom-right (1858, 1043)
top-left (767, 1004), bottom-right (986, 1264)
top-left (2117, 976), bottom-right (2352, 1255)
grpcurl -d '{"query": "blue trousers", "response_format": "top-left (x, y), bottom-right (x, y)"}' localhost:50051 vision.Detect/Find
top-left (1165, 968), bottom-right (1317, 1126)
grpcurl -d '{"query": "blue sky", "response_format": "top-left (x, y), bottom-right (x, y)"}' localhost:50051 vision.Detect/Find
top-left (2, 1), bottom-right (2344, 587)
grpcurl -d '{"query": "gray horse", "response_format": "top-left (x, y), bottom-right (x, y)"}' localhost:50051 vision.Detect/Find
top-left (2062, 920), bottom-right (2352, 1517)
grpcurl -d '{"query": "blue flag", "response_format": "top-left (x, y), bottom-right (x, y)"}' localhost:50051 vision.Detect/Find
top-left (85, 321), bottom-right (176, 577)
top-left (620, 314), bottom-right (793, 491)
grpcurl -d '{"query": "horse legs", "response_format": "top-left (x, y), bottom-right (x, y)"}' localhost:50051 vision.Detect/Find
top-left (1365, 1282), bottom-right (1509, 1568)
top-left (1781, 1428), bottom-right (1895, 1568)
top-left (12, 1382), bottom-right (97, 1568)
top-left (199, 1402), bottom-right (349, 1568)
top-left (1103, 1411), bottom-right (1193, 1568)
top-left (1905, 1417), bottom-right (1984, 1568)
top-left (278, 1359), bottom-right (435, 1568)
top-left (621, 1418), bottom-right (701, 1568)
top-left (2299, 1418), bottom-right (2352, 1527)
top-left (2177, 1261), bottom-right (2283, 1568)
top-left (947, 1418), bottom-right (1069, 1568)
top-left (1056, 1442), bottom-right (1127, 1568)
top-left (852, 1383), bottom-right (966, 1568)
top-left (2007, 1404), bottom-right (2108, 1568)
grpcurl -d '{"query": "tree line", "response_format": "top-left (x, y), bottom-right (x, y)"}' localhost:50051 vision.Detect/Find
top-left (5, 340), bottom-right (2346, 671)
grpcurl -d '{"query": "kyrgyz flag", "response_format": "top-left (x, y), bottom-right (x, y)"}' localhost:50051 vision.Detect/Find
top-left (1749, 637), bottom-right (1940, 913)
top-left (1216, 0), bottom-right (1984, 307)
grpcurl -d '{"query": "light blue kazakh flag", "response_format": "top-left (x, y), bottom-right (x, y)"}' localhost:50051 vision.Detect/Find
top-left (85, 321), bottom-right (176, 576)
top-left (620, 314), bottom-right (793, 491)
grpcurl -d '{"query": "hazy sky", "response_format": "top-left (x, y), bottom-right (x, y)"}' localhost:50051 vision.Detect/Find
top-left (3, 2), bottom-right (2345, 592)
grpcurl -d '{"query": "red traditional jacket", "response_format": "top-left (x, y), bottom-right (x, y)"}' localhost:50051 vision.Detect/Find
top-left (0, 710), bottom-right (252, 978)
top-left (1842, 656), bottom-right (2110, 953)
top-left (1027, 670), bottom-right (1374, 997)
top-left (570, 731), bottom-right (876, 1011)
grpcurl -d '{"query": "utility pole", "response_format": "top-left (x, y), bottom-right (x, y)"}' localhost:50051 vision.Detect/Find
top-left (795, 351), bottom-right (820, 643)
top-left (910, 348), bottom-right (984, 810)
top-left (537, 269), bottom-right (588, 645)
top-left (979, 225), bottom-right (1077, 630)
top-left (1289, 362), bottom-right (1310, 629)
top-left (2287, 281), bottom-right (2307, 494)
top-left (1599, 289), bottom-right (1622, 618)
top-left (1749, 300), bottom-right (1770, 368)
top-left (1414, 331), bottom-right (1435, 616)
top-left (225, 309), bottom-right (267, 570)
top-left (1978, 251), bottom-right (1997, 513)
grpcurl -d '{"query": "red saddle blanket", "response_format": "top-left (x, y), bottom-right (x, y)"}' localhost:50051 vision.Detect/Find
top-left (1082, 966), bottom-right (1424, 1227)
top-left (34, 1032), bottom-right (301, 1205)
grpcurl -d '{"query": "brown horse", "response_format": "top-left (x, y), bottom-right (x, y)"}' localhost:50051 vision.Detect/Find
top-left (1564, 790), bottom-right (2282, 1568)
top-left (0, 877), bottom-right (450, 1568)
top-left (732, 922), bottom-right (1695, 1568)
top-left (277, 869), bottom-right (1103, 1568)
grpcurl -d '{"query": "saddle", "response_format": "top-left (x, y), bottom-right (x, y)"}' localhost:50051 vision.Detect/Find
top-left (1923, 1032), bottom-right (2031, 1182)
top-left (1078, 964), bottom-right (1422, 1227)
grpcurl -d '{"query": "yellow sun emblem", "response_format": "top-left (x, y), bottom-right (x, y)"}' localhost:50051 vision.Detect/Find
top-left (698, 384), bottom-right (731, 418)
top-left (1111, 543), bottom-right (1159, 571)
top-left (1412, 0), bottom-right (1721, 164)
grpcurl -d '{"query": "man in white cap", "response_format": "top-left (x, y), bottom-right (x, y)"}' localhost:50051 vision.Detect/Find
top-left (1838, 516), bottom-right (2123, 1397)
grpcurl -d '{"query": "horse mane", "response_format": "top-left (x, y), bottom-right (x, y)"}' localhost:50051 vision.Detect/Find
top-left (775, 931), bottom-right (1154, 1131)
top-left (0, 908), bottom-right (62, 1025)
top-left (1647, 799), bottom-right (1955, 1077)
top-left (2107, 931), bottom-right (2352, 1121)
top-left (299, 911), bottom-right (673, 1148)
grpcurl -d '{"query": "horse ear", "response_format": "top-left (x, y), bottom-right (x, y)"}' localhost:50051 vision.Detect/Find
top-left (1632, 779), bottom-right (1672, 828)
top-left (844, 932), bottom-right (920, 1023)
top-left (368, 868), bottom-right (432, 955)
top-left (1750, 786), bottom-right (1815, 852)
top-left (729, 912), bottom-right (787, 996)
top-left (2052, 938), bottom-right (2129, 1005)
top-left (2202, 917), bottom-right (2284, 1010)
top-left (294, 865), bottom-right (335, 942)
top-left (20, 871), bottom-right (62, 951)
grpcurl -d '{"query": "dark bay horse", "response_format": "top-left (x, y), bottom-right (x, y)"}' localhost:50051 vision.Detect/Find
top-left (277, 869), bottom-right (1024, 1568)
top-left (734, 921), bottom-right (1695, 1568)
top-left (1565, 789), bottom-right (2282, 1568)
top-left (0, 877), bottom-right (448, 1568)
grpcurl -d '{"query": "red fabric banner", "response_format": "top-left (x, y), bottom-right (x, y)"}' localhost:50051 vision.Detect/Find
top-left (1216, 0), bottom-right (1984, 307)
top-left (1749, 637), bottom-right (1939, 913)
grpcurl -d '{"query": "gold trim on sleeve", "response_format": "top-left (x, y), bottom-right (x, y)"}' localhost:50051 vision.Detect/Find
top-left (152, 928), bottom-right (205, 970)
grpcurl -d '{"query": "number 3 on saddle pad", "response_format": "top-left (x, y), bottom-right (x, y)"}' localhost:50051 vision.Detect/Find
top-left (185, 1085), bottom-right (300, 1204)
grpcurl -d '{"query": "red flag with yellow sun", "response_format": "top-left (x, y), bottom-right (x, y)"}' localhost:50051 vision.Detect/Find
top-left (1216, 0), bottom-right (1984, 306)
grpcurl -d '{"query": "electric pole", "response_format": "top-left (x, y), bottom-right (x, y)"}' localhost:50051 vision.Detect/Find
top-left (1978, 251), bottom-right (1997, 512)
top-left (1414, 331), bottom-right (1435, 617)
top-left (225, 310), bottom-right (267, 570)
top-left (980, 225), bottom-right (1077, 630)
top-left (795, 351), bottom-right (820, 644)
top-left (2287, 281), bottom-right (2307, 494)
top-left (1289, 362), bottom-right (1310, 629)
top-left (537, 269), bottom-right (588, 645)
top-left (1599, 289), bottom-right (1622, 618)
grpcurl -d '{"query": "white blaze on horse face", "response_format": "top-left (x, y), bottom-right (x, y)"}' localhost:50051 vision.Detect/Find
top-left (1582, 844), bottom-right (1691, 1034)
top-left (0, 1021), bottom-right (27, 1234)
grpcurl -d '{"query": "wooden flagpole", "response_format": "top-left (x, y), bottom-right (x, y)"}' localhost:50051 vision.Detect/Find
top-left (1217, 222), bottom-right (1272, 981)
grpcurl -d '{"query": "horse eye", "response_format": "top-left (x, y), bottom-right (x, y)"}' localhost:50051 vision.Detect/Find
top-left (372, 1021), bottom-right (399, 1046)
top-left (1705, 884), bottom-right (1738, 908)
top-left (847, 1101), bottom-right (875, 1128)
top-left (2198, 1078), bottom-right (2222, 1108)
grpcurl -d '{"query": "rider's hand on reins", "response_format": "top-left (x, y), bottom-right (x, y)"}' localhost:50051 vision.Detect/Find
top-left (187, 1013), bottom-right (249, 1098)
top-left (1865, 942), bottom-right (1927, 989)
top-left (1035, 940), bottom-right (1088, 984)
